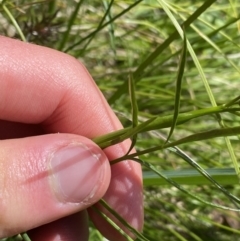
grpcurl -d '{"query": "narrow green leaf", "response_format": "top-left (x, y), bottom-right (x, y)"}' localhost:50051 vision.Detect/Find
top-left (99, 199), bottom-right (149, 241)
top-left (142, 107), bottom-right (240, 133)
top-left (165, 30), bottom-right (187, 143)
top-left (112, 125), bottom-right (240, 163)
top-left (170, 146), bottom-right (240, 206)
top-left (97, 116), bottom-right (156, 149)
top-left (206, 16), bottom-right (240, 39)
top-left (159, 0), bottom-right (217, 105)
top-left (158, 0), bottom-right (240, 182)
top-left (47, 0), bottom-right (57, 15)
top-left (169, 147), bottom-right (240, 202)
top-left (142, 15), bottom-right (240, 85)
top-left (21, 233), bottom-right (31, 241)
top-left (129, 74), bottom-right (138, 128)
top-left (132, 157), bottom-right (240, 212)
top-left (225, 137), bottom-right (240, 181)
top-left (197, 214), bottom-right (240, 235)
top-left (2, 4), bottom-right (26, 42)
top-left (168, 228), bottom-right (188, 241)
top-left (108, 0), bottom-right (217, 104)
top-left (90, 206), bottom-right (135, 241)
top-left (113, 139), bottom-right (240, 207)
top-left (224, 95), bottom-right (240, 107)
top-left (5, 234), bottom-right (23, 241)
top-left (102, 0), bottom-right (116, 54)
top-left (190, 23), bottom-right (240, 74)
top-left (163, 126), bottom-right (240, 158)
top-left (126, 74), bottom-right (138, 154)
top-left (143, 134), bottom-right (240, 209)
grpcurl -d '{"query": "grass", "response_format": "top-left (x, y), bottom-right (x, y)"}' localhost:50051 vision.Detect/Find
top-left (1, 0), bottom-right (240, 240)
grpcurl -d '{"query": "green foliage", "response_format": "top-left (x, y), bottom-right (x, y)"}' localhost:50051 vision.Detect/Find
top-left (1, 0), bottom-right (240, 240)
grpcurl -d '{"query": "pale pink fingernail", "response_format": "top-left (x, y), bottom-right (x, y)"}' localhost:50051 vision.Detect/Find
top-left (50, 144), bottom-right (106, 203)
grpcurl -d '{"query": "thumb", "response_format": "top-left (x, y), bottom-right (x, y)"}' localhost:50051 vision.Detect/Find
top-left (0, 133), bottom-right (110, 238)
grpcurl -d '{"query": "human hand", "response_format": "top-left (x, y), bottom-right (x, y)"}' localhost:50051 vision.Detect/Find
top-left (0, 36), bottom-right (143, 241)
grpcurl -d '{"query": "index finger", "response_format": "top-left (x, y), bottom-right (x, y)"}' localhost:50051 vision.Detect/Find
top-left (0, 36), bottom-right (143, 239)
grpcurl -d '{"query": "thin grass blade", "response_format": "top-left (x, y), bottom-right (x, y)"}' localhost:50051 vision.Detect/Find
top-left (169, 127), bottom-right (238, 156)
top-left (165, 30), bottom-right (187, 144)
top-left (190, 23), bottom-right (240, 74)
top-left (129, 74), bottom-right (138, 129)
top-left (159, 0), bottom-right (240, 181)
top-left (115, 126), bottom-right (240, 162)
top-left (2, 3), bottom-right (26, 42)
top-left (94, 106), bottom-right (240, 149)
top-left (79, 0), bottom-right (114, 55)
top-left (90, 206), bottom-right (135, 241)
top-left (102, 0), bottom-right (116, 54)
top-left (132, 157), bottom-right (240, 212)
top-left (113, 138), bottom-right (240, 205)
top-left (58, 0), bottom-right (84, 51)
top-left (108, 0), bottom-right (217, 104)
top-left (98, 117), bottom-right (157, 149)
top-left (21, 233), bottom-right (31, 241)
top-left (126, 74), bottom-right (139, 154)
top-left (99, 199), bottom-right (149, 241)
top-left (224, 95), bottom-right (240, 107)
top-left (170, 146), bottom-right (240, 207)
top-left (64, 0), bottom-right (143, 53)
top-left (168, 228), bottom-right (188, 241)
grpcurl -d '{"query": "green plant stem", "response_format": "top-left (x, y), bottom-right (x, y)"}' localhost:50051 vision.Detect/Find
top-left (111, 125), bottom-right (240, 163)
top-left (58, 0), bottom-right (84, 50)
top-left (93, 106), bottom-right (240, 149)
top-left (90, 206), bottom-right (135, 241)
top-left (2, 4), bottom-right (26, 42)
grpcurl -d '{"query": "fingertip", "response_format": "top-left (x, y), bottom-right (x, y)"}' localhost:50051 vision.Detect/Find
top-left (0, 134), bottom-right (110, 238)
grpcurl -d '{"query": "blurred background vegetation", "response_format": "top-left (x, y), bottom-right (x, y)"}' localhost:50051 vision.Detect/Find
top-left (1, 0), bottom-right (240, 240)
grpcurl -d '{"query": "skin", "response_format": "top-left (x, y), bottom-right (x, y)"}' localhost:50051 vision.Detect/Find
top-left (0, 36), bottom-right (143, 241)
